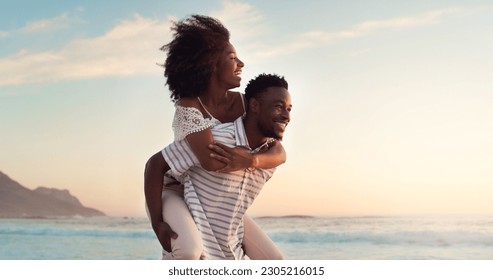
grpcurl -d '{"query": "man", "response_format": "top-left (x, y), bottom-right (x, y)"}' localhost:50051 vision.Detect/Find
top-left (145, 73), bottom-right (292, 259)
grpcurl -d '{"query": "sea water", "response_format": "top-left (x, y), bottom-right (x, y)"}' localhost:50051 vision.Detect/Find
top-left (1, 215), bottom-right (493, 260)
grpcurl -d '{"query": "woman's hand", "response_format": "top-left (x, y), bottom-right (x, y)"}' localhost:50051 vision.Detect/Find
top-left (208, 142), bottom-right (256, 172)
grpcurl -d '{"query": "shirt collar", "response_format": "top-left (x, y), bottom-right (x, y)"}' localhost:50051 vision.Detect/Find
top-left (234, 117), bottom-right (274, 152)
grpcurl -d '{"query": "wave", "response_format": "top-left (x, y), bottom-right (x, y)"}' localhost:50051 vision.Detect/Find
top-left (255, 215), bottom-right (315, 220)
top-left (0, 226), bottom-right (155, 239)
top-left (269, 230), bottom-right (493, 247)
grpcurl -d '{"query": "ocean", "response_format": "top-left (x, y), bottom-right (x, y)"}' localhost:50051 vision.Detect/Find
top-left (1, 215), bottom-right (493, 260)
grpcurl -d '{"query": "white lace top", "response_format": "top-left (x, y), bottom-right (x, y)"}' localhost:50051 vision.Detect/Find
top-left (171, 93), bottom-right (246, 141)
top-left (172, 105), bottom-right (222, 141)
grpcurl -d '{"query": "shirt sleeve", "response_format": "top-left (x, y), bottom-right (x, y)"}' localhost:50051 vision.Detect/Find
top-left (161, 139), bottom-right (201, 178)
top-left (172, 105), bottom-right (214, 141)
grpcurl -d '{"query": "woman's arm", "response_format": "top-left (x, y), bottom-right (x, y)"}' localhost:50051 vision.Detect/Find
top-left (185, 128), bottom-right (228, 171)
top-left (208, 140), bottom-right (286, 172)
top-left (175, 97), bottom-right (229, 171)
top-left (253, 140), bottom-right (286, 169)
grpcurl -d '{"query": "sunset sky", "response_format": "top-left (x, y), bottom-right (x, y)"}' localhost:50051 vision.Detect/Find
top-left (1, 0), bottom-right (492, 217)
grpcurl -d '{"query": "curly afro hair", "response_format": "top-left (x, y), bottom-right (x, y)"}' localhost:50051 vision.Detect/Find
top-left (161, 15), bottom-right (230, 102)
top-left (244, 73), bottom-right (288, 103)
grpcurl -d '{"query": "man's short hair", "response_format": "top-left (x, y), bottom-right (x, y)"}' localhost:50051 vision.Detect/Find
top-left (244, 73), bottom-right (288, 103)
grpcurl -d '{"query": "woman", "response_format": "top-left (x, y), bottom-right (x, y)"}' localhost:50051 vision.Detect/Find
top-left (145, 15), bottom-right (285, 259)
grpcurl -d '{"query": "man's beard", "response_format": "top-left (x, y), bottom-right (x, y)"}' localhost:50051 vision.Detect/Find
top-left (259, 124), bottom-right (283, 141)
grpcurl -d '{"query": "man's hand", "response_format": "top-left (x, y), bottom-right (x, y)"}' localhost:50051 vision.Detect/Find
top-left (208, 142), bottom-right (256, 172)
top-left (154, 221), bottom-right (178, 252)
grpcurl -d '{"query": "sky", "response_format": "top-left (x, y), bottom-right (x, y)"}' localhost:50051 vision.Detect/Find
top-left (1, 0), bottom-right (492, 217)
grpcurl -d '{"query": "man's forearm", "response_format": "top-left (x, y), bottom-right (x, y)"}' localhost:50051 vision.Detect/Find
top-left (144, 152), bottom-right (167, 232)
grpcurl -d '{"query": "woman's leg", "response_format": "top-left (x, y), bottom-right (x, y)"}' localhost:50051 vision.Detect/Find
top-left (242, 214), bottom-right (283, 260)
top-left (162, 189), bottom-right (203, 260)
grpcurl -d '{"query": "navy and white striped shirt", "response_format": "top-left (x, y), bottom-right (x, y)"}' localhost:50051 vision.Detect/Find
top-left (162, 117), bottom-right (275, 259)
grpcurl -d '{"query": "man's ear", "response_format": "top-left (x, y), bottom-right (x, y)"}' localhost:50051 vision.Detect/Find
top-left (249, 98), bottom-right (260, 113)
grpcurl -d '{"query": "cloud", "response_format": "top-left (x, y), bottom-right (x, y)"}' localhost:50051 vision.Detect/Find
top-left (21, 13), bottom-right (74, 33)
top-left (0, 12), bottom-right (80, 41)
top-left (0, 14), bottom-right (172, 86)
top-left (0, 0), bottom-right (261, 87)
top-left (347, 48), bottom-right (372, 57)
top-left (0, 2), bottom-right (465, 87)
top-left (210, 0), bottom-right (264, 41)
top-left (248, 7), bottom-right (464, 59)
top-left (354, 7), bottom-right (461, 32)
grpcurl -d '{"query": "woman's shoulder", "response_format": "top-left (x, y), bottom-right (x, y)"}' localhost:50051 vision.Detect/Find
top-left (176, 97), bottom-right (200, 108)
top-left (228, 91), bottom-right (246, 115)
top-left (227, 90), bottom-right (245, 105)
top-left (227, 90), bottom-right (244, 97)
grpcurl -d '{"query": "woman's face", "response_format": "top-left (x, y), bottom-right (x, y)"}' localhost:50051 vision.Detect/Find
top-left (213, 42), bottom-right (244, 89)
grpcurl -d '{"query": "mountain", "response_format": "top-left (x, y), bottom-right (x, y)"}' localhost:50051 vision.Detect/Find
top-left (0, 171), bottom-right (105, 218)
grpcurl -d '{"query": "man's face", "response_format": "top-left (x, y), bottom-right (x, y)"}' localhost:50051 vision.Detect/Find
top-left (256, 87), bottom-right (292, 140)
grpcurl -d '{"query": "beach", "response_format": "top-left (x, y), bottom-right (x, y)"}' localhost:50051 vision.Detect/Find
top-left (1, 215), bottom-right (493, 260)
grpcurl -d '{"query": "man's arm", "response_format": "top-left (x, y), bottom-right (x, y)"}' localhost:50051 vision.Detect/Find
top-left (144, 152), bottom-right (177, 251)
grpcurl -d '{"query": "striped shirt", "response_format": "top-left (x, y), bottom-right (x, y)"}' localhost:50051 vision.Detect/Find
top-left (162, 117), bottom-right (275, 259)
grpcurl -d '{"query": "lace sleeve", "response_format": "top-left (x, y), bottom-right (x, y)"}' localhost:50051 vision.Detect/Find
top-left (172, 105), bottom-right (214, 141)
